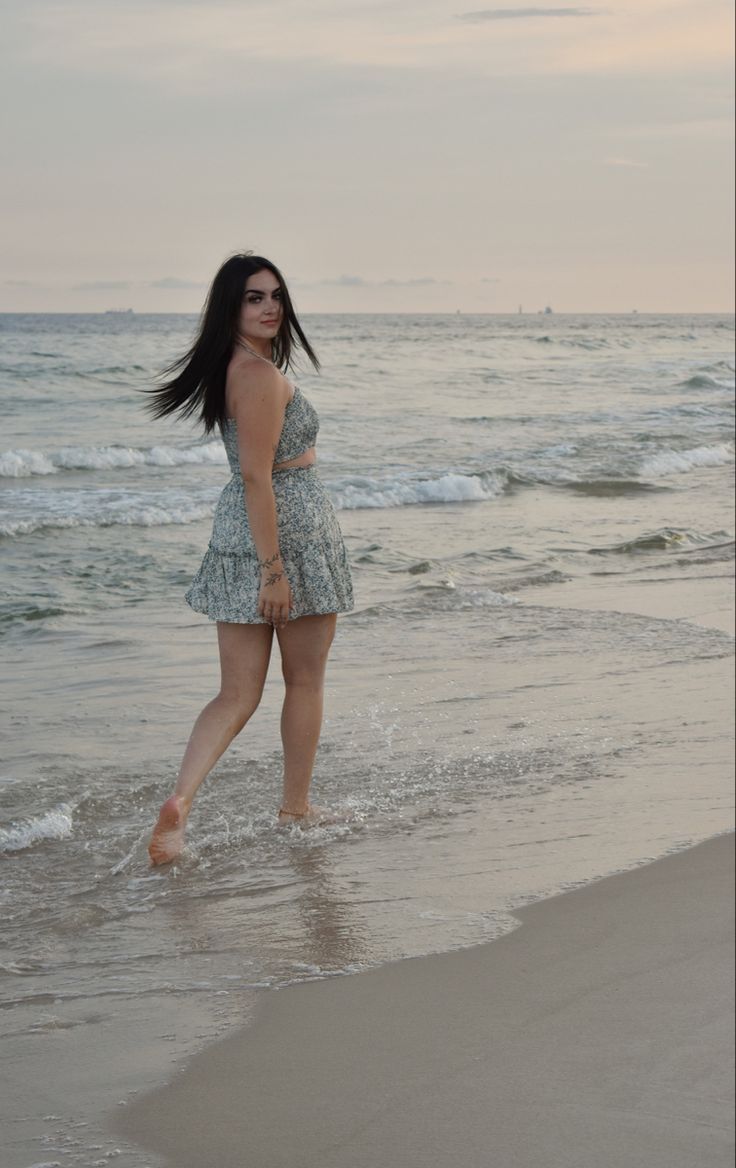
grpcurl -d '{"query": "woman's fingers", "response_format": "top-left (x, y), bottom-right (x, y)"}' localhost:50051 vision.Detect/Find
top-left (259, 579), bottom-right (291, 625)
top-left (262, 605), bottom-right (289, 626)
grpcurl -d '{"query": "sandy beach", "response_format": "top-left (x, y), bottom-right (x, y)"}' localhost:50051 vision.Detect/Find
top-left (116, 831), bottom-right (734, 1168)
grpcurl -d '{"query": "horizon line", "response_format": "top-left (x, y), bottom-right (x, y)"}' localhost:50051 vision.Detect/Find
top-left (0, 309), bottom-right (734, 317)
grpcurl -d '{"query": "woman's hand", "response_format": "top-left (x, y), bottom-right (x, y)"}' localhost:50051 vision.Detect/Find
top-left (258, 558), bottom-right (293, 627)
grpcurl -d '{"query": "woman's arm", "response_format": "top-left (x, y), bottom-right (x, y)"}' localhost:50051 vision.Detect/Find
top-left (229, 363), bottom-right (293, 625)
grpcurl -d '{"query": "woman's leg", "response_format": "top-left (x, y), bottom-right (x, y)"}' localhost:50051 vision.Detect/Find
top-left (149, 621), bottom-right (274, 864)
top-left (275, 613), bottom-right (337, 821)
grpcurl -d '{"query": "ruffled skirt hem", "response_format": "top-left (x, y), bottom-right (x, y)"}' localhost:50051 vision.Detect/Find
top-left (184, 542), bottom-right (354, 624)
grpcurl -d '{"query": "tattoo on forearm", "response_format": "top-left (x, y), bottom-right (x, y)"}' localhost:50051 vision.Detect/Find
top-left (258, 552), bottom-right (282, 571)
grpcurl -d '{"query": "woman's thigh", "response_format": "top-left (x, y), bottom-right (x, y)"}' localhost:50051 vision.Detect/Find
top-left (276, 614), bottom-right (337, 685)
top-left (216, 621), bottom-right (274, 704)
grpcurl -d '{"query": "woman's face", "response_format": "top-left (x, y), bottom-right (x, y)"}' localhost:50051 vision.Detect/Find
top-left (238, 269), bottom-right (284, 344)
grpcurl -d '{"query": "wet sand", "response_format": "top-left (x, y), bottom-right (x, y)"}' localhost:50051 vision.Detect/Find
top-left (521, 564), bottom-right (735, 636)
top-left (116, 831), bottom-right (735, 1168)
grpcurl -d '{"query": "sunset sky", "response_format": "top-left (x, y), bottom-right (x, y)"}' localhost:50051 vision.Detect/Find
top-left (1, 0), bottom-right (733, 313)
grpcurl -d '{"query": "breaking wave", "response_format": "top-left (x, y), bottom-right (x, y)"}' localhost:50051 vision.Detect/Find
top-left (330, 469), bottom-right (509, 509)
top-left (0, 441), bottom-right (226, 478)
top-left (0, 805), bottom-right (74, 854)
top-left (0, 487), bottom-right (217, 538)
top-left (639, 443), bottom-right (734, 477)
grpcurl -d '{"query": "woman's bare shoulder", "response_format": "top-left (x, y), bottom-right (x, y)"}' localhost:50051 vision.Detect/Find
top-left (225, 357), bottom-right (291, 417)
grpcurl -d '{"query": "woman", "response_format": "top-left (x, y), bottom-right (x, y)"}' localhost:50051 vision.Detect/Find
top-left (144, 252), bottom-right (354, 865)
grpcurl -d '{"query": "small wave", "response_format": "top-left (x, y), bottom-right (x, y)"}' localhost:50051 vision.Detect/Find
top-left (461, 415), bottom-right (535, 425)
top-left (331, 470), bottom-right (508, 510)
top-left (680, 373), bottom-right (719, 388)
top-left (413, 582), bottom-right (514, 610)
top-left (357, 583), bottom-right (516, 619)
top-left (0, 805), bottom-right (74, 854)
top-left (498, 569), bottom-right (572, 592)
top-left (0, 484), bottom-right (218, 538)
top-left (679, 371), bottom-right (735, 390)
top-left (640, 443), bottom-right (735, 477)
top-left (1, 499), bottom-right (215, 539)
top-left (74, 364), bottom-right (147, 383)
top-left (0, 602), bottom-right (67, 629)
top-left (588, 528), bottom-right (725, 555)
top-left (560, 478), bottom-right (664, 497)
top-left (675, 540), bottom-right (735, 566)
top-left (0, 441), bottom-right (226, 478)
top-left (89, 364), bottom-right (146, 375)
top-left (558, 337), bottom-right (612, 350)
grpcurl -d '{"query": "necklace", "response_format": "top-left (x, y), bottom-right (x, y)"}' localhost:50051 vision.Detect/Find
top-left (236, 338), bottom-right (274, 365)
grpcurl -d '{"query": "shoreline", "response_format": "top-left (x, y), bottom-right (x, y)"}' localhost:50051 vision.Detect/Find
top-left (116, 830), bottom-right (735, 1168)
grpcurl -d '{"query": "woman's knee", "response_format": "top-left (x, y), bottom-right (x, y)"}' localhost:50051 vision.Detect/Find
top-left (281, 661), bottom-right (327, 691)
top-left (215, 688), bottom-right (263, 732)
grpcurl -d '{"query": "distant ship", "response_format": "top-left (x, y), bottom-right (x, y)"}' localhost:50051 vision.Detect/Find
top-left (104, 308), bottom-right (134, 315)
top-left (544, 305), bottom-right (553, 314)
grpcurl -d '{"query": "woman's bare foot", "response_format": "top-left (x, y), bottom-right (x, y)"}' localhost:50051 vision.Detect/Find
top-left (148, 795), bottom-right (189, 865)
top-left (276, 803), bottom-right (345, 828)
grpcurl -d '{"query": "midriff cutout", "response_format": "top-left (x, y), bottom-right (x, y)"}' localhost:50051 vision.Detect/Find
top-left (273, 446), bottom-right (317, 472)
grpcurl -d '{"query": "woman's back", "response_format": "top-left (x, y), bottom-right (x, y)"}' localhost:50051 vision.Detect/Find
top-left (222, 387), bottom-right (320, 474)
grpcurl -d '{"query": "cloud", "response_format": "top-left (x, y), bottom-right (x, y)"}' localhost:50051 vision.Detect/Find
top-left (601, 157), bottom-right (648, 168)
top-left (68, 276), bottom-right (207, 292)
top-left (616, 118), bottom-right (734, 141)
top-left (381, 276), bottom-right (451, 286)
top-left (322, 274), bottom-right (368, 287)
top-left (456, 7), bottom-right (599, 22)
top-left (7, 0), bottom-right (732, 87)
top-left (71, 280), bottom-right (132, 291)
top-left (147, 277), bottom-right (207, 289)
top-left (313, 274), bottom-right (452, 287)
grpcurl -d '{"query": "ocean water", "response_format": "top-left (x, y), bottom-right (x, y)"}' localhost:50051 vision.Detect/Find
top-left (1, 311), bottom-right (734, 1167)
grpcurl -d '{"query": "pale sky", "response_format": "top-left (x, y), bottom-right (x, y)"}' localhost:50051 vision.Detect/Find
top-left (1, 0), bottom-right (733, 313)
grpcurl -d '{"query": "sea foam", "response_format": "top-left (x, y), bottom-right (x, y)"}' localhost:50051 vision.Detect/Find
top-left (0, 483), bottom-right (218, 538)
top-left (331, 470), bottom-right (507, 510)
top-left (640, 443), bottom-right (735, 477)
top-left (0, 442), bottom-right (226, 478)
top-left (0, 500), bottom-right (216, 538)
top-left (0, 805), bottom-right (74, 853)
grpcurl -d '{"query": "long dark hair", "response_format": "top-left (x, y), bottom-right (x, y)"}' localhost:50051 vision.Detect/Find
top-left (141, 252), bottom-right (320, 434)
